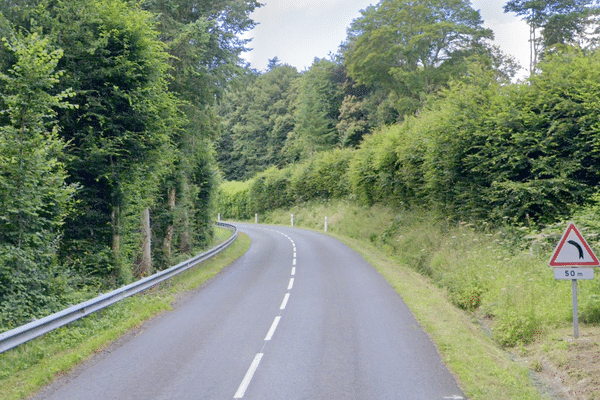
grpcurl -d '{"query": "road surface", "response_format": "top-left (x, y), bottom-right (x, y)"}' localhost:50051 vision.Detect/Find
top-left (33, 223), bottom-right (466, 399)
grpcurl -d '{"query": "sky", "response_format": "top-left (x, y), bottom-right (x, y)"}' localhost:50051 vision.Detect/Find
top-left (240, 0), bottom-right (531, 79)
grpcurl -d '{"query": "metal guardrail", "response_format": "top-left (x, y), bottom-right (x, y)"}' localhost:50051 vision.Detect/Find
top-left (0, 222), bottom-right (238, 354)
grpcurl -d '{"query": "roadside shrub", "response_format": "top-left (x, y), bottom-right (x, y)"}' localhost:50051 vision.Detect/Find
top-left (216, 180), bottom-right (251, 220)
top-left (349, 123), bottom-right (425, 208)
top-left (289, 148), bottom-right (352, 202)
top-left (581, 295), bottom-right (600, 324)
top-left (493, 309), bottom-right (540, 347)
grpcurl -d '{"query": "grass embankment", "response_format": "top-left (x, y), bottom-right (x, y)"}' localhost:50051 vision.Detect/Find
top-left (0, 228), bottom-right (250, 400)
top-left (258, 200), bottom-right (600, 400)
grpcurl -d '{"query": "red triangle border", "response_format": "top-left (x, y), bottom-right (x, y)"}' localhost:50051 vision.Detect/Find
top-left (549, 223), bottom-right (600, 267)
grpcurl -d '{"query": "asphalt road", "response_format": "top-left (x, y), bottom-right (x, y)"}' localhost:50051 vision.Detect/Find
top-left (32, 223), bottom-right (466, 400)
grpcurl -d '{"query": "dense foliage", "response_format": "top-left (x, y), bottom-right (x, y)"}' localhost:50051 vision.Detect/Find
top-left (0, 0), bottom-right (259, 329)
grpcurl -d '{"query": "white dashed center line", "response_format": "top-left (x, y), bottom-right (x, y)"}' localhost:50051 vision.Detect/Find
top-left (280, 293), bottom-right (290, 310)
top-left (234, 353), bottom-right (263, 399)
top-left (234, 227), bottom-right (297, 398)
top-left (264, 316), bottom-right (281, 341)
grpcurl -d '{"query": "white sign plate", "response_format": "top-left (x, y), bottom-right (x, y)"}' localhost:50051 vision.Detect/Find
top-left (554, 268), bottom-right (594, 280)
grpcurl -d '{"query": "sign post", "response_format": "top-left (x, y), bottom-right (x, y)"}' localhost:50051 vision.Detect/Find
top-left (549, 223), bottom-right (599, 338)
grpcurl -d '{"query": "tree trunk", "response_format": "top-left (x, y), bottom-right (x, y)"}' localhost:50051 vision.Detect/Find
top-left (181, 210), bottom-right (190, 253)
top-left (140, 207), bottom-right (152, 276)
top-left (111, 207), bottom-right (120, 258)
top-left (163, 187), bottom-right (176, 264)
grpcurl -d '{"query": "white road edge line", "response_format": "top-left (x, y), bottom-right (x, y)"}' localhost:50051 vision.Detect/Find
top-left (280, 293), bottom-right (290, 310)
top-left (234, 353), bottom-right (264, 399)
top-left (287, 278), bottom-right (294, 290)
top-left (264, 316), bottom-right (281, 341)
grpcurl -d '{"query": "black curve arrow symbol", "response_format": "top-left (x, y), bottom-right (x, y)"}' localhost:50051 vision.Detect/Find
top-left (568, 240), bottom-right (584, 259)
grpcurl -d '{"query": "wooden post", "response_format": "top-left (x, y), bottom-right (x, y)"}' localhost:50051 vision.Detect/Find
top-left (163, 187), bottom-right (176, 265)
top-left (111, 207), bottom-right (120, 258)
top-left (181, 210), bottom-right (190, 253)
top-left (141, 207), bottom-right (152, 276)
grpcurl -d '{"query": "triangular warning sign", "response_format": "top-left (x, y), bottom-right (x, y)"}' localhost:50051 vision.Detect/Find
top-left (549, 223), bottom-right (600, 267)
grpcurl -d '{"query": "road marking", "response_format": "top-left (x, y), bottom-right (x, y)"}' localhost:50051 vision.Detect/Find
top-left (280, 293), bottom-right (290, 310)
top-left (234, 353), bottom-right (263, 398)
top-left (287, 278), bottom-right (294, 290)
top-left (293, 252), bottom-right (296, 258)
top-left (265, 316), bottom-right (281, 341)
top-left (291, 267), bottom-right (296, 276)
top-left (293, 258), bottom-right (296, 266)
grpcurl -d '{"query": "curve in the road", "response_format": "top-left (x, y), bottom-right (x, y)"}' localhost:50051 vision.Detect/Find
top-left (32, 224), bottom-right (466, 400)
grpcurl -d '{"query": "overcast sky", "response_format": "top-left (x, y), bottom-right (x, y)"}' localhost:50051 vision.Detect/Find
top-left (240, 0), bottom-right (531, 79)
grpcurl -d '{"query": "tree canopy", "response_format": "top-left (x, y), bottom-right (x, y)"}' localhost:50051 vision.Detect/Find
top-left (504, 0), bottom-right (600, 72)
top-left (343, 0), bottom-right (493, 118)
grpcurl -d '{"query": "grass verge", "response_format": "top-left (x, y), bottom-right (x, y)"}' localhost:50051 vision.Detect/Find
top-left (0, 229), bottom-right (250, 400)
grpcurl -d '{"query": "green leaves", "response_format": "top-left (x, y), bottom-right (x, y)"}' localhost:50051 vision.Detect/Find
top-left (0, 31), bottom-right (76, 326)
top-left (343, 0), bottom-right (493, 119)
top-left (218, 65), bottom-right (300, 180)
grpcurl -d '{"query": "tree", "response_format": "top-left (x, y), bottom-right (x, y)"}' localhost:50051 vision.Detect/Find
top-left (504, 0), bottom-right (600, 74)
top-left (0, 31), bottom-right (77, 326)
top-left (218, 65), bottom-right (300, 180)
top-left (140, 0), bottom-right (261, 266)
top-left (267, 56), bottom-right (282, 71)
top-left (284, 58), bottom-right (345, 159)
top-left (41, 0), bottom-right (181, 283)
top-left (343, 0), bottom-right (493, 119)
